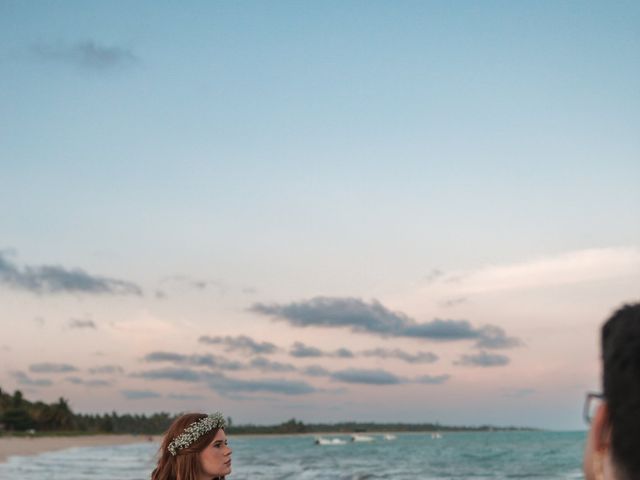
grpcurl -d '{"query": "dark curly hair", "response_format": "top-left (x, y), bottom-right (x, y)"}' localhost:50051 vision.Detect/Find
top-left (602, 303), bottom-right (640, 479)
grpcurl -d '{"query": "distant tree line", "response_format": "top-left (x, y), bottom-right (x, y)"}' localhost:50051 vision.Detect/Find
top-left (228, 418), bottom-right (530, 434)
top-left (0, 387), bottom-right (173, 434)
top-left (0, 387), bottom-right (532, 435)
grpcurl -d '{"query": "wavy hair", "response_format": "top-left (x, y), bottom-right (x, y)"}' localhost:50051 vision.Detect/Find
top-left (152, 413), bottom-right (226, 480)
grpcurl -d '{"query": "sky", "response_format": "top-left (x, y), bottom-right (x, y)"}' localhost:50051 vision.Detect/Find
top-left (0, 1), bottom-right (638, 431)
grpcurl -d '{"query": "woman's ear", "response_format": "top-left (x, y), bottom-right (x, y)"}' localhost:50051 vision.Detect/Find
top-left (592, 402), bottom-right (612, 452)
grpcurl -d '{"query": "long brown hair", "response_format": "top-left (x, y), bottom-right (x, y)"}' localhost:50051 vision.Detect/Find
top-left (152, 413), bottom-right (226, 480)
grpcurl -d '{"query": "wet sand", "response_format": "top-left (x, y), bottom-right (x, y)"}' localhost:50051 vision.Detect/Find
top-left (0, 434), bottom-right (159, 463)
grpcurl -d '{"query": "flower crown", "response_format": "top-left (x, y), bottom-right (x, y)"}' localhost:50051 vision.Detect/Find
top-left (168, 412), bottom-right (226, 456)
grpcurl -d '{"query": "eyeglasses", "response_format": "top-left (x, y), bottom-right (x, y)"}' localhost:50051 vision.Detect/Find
top-left (583, 392), bottom-right (604, 424)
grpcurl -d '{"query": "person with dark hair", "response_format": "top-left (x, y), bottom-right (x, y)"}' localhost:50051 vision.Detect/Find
top-left (583, 303), bottom-right (640, 480)
top-left (152, 412), bottom-right (232, 480)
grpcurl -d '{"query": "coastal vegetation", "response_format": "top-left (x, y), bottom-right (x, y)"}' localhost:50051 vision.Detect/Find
top-left (0, 387), bottom-right (531, 436)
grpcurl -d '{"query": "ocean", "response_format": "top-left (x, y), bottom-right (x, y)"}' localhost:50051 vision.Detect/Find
top-left (0, 431), bottom-right (586, 479)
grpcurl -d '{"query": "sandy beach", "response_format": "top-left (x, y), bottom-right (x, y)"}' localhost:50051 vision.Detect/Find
top-left (0, 434), bottom-right (159, 463)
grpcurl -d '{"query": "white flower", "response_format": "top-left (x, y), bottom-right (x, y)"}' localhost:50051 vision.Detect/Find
top-left (168, 412), bottom-right (226, 456)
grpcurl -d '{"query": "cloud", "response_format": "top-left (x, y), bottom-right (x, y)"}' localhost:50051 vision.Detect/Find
top-left (305, 364), bottom-right (447, 385)
top-left (133, 364), bottom-right (317, 396)
top-left (143, 351), bottom-right (186, 363)
top-left (131, 367), bottom-right (203, 383)
top-left (361, 348), bottom-right (438, 364)
top-left (199, 335), bottom-right (278, 355)
top-left (251, 297), bottom-right (409, 334)
top-left (121, 389), bottom-right (161, 400)
top-left (330, 368), bottom-right (404, 385)
top-left (66, 376), bottom-right (111, 387)
top-left (289, 342), bottom-right (324, 358)
top-left (32, 40), bottom-right (138, 70)
top-left (0, 252), bottom-right (142, 296)
top-left (428, 247), bottom-right (640, 295)
top-left (415, 374), bottom-right (451, 385)
top-left (402, 319), bottom-right (485, 340)
top-left (249, 357), bottom-right (297, 373)
top-left (69, 318), bottom-right (97, 329)
top-left (335, 348), bottom-right (355, 358)
top-left (143, 350), bottom-right (298, 375)
top-left (251, 297), bottom-right (519, 349)
top-left (11, 371), bottom-right (52, 387)
top-left (289, 342), bottom-right (354, 358)
top-left (168, 393), bottom-right (206, 401)
top-left (440, 297), bottom-right (468, 308)
top-left (455, 351), bottom-right (510, 367)
top-left (474, 326), bottom-right (522, 349)
top-left (142, 351), bottom-right (244, 371)
top-left (206, 373), bottom-right (317, 396)
top-left (192, 280), bottom-right (208, 290)
top-left (301, 365), bottom-right (331, 377)
top-left (88, 365), bottom-right (124, 375)
top-left (160, 275), bottom-right (226, 295)
top-left (424, 269), bottom-right (444, 283)
top-left (29, 363), bottom-right (78, 373)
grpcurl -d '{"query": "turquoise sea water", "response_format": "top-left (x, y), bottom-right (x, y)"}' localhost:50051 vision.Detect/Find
top-left (0, 431), bottom-right (586, 480)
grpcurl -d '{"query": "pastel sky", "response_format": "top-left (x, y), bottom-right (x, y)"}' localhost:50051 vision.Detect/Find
top-left (1, 1), bottom-right (638, 431)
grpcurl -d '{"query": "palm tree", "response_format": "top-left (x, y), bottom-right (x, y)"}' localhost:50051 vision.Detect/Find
top-left (50, 397), bottom-right (75, 430)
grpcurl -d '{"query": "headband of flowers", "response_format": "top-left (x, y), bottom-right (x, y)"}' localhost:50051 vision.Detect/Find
top-left (168, 412), bottom-right (226, 456)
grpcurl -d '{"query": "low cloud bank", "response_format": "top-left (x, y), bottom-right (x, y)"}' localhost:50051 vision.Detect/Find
top-left (0, 251), bottom-right (142, 296)
top-left (251, 297), bottom-right (520, 349)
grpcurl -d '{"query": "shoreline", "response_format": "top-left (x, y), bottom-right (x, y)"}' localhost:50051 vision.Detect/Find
top-left (0, 434), bottom-right (160, 464)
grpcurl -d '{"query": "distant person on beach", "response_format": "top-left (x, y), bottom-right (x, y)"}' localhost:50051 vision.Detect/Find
top-left (152, 412), bottom-right (232, 480)
top-left (583, 303), bottom-right (640, 480)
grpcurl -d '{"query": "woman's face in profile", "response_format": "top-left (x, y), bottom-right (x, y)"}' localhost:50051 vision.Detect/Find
top-left (198, 429), bottom-right (232, 478)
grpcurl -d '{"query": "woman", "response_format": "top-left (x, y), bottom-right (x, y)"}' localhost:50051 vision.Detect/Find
top-left (152, 412), bottom-right (232, 480)
top-left (583, 303), bottom-right (640, 480)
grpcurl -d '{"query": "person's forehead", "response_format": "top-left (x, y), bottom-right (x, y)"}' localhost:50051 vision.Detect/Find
top-left (212, 429), bottom-right (227, 442)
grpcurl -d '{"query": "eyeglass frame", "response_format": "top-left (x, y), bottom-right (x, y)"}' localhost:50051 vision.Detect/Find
top-left (583, 392), bottom-right (605, 424)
